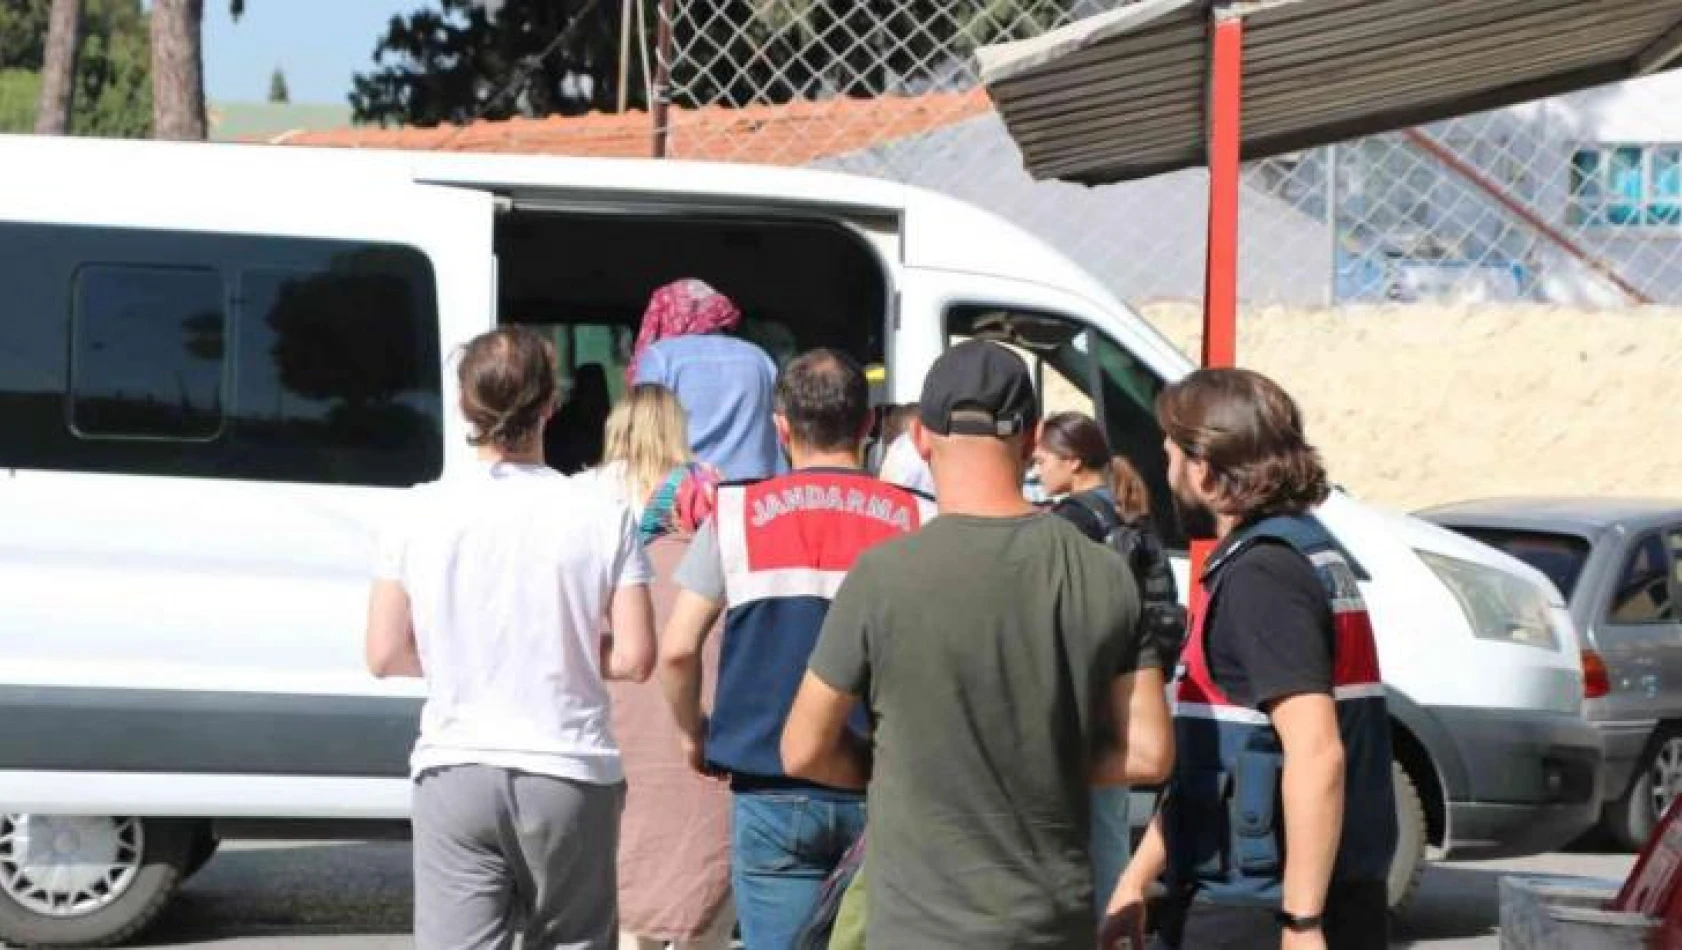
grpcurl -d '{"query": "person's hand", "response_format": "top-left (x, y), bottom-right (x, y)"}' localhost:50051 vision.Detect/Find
top-left (679, 721), bottom-right (725, 781)
top-left (1280, 926), bottom-right (1327, 950)
top-left (1098, 882), bottom-right (1148, 950)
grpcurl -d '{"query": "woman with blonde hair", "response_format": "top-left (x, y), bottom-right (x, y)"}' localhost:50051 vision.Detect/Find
top-left (599, 384), bottom-right (720, 543)
top-left (594, 384), bottom-right (734, 950)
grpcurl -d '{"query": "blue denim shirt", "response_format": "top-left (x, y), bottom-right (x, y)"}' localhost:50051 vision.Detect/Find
top-left (633, 334), bottom-right (783, 481)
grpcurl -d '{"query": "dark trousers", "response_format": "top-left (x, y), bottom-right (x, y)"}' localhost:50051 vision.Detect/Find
top-left (1153, 881), bottom-right (1389, 950)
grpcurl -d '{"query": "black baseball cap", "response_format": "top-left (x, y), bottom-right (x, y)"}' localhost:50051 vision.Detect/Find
top-left (918, 340), bottom-right (1040, 437)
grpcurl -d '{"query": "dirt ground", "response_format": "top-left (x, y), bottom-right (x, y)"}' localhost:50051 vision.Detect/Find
top-left (1140, 302), bottom-right (1681, 512)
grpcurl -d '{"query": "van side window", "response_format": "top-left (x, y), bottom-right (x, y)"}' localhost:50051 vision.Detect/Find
top-left (1609, 533), bottom-right (1676, 625)
top-left (945, 305), bottom-right (1180, 549)
top-left (0, 222), bottom-right (442, 487)
top-left (71, 265), bottom-right (226, 441)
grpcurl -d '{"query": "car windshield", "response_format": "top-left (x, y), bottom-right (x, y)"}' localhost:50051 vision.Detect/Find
top-left (1452, 528), bottom-right (1593, 601)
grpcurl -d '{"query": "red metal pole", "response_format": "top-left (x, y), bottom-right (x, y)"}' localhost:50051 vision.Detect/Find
top-left (1192, 8), bottom-right (1245, 580)
top-left (1202, 9), bottom-right (1244, 370)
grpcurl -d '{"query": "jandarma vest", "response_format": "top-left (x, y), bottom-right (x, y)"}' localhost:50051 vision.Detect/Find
top-left (1164, 514), bottom-right (1397, 904)
top-left (705, 468), bottom-right (936, 788)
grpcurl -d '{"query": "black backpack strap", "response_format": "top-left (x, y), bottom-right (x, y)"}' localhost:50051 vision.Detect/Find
top-left (1062, 491), bottom-right (1124, 538)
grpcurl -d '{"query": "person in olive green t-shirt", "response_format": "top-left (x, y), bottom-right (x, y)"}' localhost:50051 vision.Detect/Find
top-left (780, 341), bottom-right (1174, 950)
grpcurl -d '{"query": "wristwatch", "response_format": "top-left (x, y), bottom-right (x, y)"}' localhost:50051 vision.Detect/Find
top-left (1274, 910), bottom-right (1324, 932)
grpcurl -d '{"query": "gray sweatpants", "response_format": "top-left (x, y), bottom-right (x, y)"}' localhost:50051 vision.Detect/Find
top-left (412, 765), bottom-right (625, 950)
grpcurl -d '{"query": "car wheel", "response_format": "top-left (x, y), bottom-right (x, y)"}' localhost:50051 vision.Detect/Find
top-left (1607, 727), bottom-right (1682, 852)
top-left (1388, 760), bottom-right (1428, 915)
top-left (0, 815), bottom-right (195, 948)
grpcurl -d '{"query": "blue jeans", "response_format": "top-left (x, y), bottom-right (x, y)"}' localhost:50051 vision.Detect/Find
top-left (1091, 786), bottom-right (1133, 923)
top-left (731, 791), bottom-right (867, 950)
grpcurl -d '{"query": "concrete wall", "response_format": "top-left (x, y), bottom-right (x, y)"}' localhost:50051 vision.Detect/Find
top-left (1140, 302), bottom-right (1682, 513)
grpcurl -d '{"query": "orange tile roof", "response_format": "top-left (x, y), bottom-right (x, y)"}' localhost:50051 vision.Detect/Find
top-left (272, 90), bottom-right (991, 166)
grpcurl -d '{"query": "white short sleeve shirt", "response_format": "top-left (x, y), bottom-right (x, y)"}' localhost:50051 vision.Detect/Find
top-left (377, 460), bottom-right (651, 783)
top-left (878, 432), bottom-right (937, 498)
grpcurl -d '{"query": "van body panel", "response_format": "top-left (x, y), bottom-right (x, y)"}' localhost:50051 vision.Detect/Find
top-left (415, 152), bottom-right (911, 217)
top-left (0, 144), bottom-right (494, 823)
top-left (1317, 493), bottom-right (1586, 716)
top-left (0, 771), bottom-right (412, 819)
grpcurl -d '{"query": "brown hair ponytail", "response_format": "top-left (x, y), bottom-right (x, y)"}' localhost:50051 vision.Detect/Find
top-left (1107, 454), bottom-right (1152, 524)
top-left (457, 327), bottom-right (558, 454)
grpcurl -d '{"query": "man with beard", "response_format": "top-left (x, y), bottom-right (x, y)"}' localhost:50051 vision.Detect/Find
top-left (1104, 368), bottom-right (1396, 950)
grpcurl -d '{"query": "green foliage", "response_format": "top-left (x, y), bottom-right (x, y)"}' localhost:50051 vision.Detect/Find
top-left (0, 0), bottom-right (151, 137)
top-left (0, 68), bottom-right (41, 132)
top-left (72, 0), bottom-right (152, 137)
top-left (0, 0), bottom-right (52, 71)
top-left (268, 66), bottom-right (288, 103)
top-left (351, 0), bottom-right (625, 126)
top-left (350, 0), bottom-right (1077, 127)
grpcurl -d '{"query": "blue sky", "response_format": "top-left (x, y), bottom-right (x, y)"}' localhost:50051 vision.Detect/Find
top-left (202, 0), bottom-right (419, 105)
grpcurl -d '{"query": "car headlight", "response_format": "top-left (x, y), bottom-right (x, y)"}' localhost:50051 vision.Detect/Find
top-left (1417, 550), bottom-right (1559, 650)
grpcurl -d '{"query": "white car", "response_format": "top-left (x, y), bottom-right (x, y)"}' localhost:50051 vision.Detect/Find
top-left (0, 134), bottom-right (1600, 946)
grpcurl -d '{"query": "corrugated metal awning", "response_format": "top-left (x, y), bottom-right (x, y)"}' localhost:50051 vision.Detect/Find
top-left (978, 0), bottom-right (1682, 184)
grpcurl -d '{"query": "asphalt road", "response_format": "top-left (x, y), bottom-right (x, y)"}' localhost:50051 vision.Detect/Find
top-left (108, 842), bottom-right (1635, 949)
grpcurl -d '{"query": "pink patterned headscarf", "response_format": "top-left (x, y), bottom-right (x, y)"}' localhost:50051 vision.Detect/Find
top-left (626, 279), bottom-right (743, 385)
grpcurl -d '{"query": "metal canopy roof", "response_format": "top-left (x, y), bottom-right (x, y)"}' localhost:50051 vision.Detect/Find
top-left (977, 0), bottom-right (1682, 184)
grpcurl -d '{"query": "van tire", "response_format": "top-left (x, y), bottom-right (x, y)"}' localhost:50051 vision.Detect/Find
top-left (1388, 761), bottom-right (1428, 915)
top-left (0, 816), bottom-right (195, 949)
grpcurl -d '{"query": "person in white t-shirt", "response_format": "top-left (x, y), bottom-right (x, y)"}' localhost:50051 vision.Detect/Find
top-left (365, 326), bottom-right (656, 950)
top-left (875, 404), bottom-right (936, 498)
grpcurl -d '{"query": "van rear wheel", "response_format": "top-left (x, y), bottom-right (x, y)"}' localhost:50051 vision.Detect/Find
top-left (1388, 761), bottom-right (1428, 915)
top-left (0, 815), bottom-right (194, 948)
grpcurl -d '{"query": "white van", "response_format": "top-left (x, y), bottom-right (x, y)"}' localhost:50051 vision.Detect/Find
top-left (0, 135), bottom-right (1600, 946)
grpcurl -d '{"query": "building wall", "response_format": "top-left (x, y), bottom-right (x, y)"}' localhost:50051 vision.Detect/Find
top-left (1142, 302), bottom-right (1682, 512)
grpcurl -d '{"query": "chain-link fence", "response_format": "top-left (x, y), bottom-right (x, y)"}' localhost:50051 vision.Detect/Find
top-left (659, 0), bottom-right (1682, 310)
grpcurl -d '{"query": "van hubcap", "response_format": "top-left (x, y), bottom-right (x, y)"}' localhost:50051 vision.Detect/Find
top-left (0, 815), bottom-right (143, 917)
top-left (1651, 739), bottom-right (1682, 823)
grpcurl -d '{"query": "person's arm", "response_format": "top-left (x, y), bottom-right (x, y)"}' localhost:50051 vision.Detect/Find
top-left (781, 672), bottom-right (871, 790)
top-left (787, 566), bottom-right (878, 788)
top-left (1272, 692), bottom-right (1345, 930)
top-left (602, 584), bottom-right (656, 682)
top-left (1092, 666), bottom-right (1173, 786)
top-left (1226, 545), bottom-right (1341, 942)
top-left (1090, 557), bottom-right (1172, 787)
top-left (1103, 810), bottom-right (1168, 948)
top-left (365, 580), bottom-right (422, 678)
top-left (601, 504), bottom-right (657, 682)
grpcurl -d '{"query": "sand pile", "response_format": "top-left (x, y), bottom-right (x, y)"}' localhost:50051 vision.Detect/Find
top-left (1139, 302), bottom-right (1682, 512)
